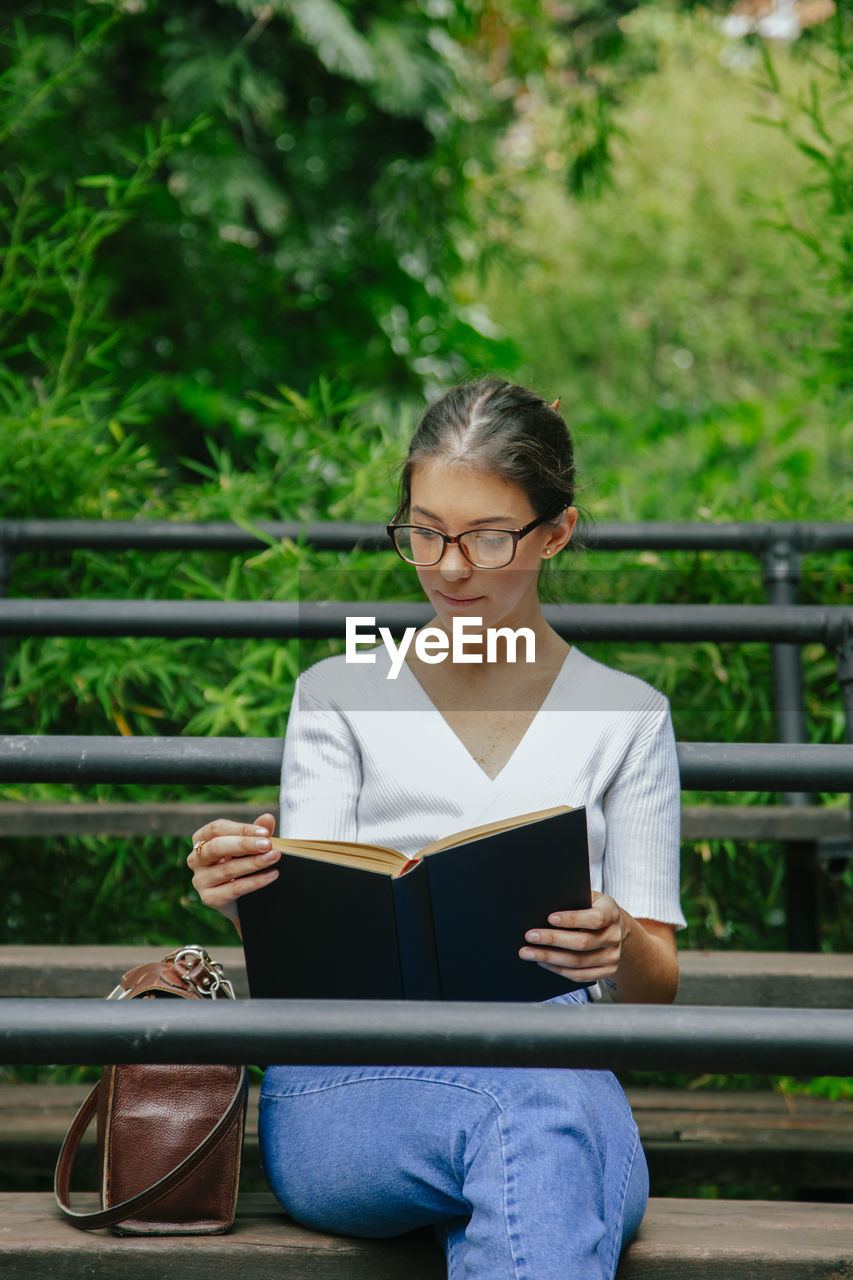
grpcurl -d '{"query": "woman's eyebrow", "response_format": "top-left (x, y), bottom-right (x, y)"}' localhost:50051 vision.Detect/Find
top-left (411, 506), bottom-right (516, 526)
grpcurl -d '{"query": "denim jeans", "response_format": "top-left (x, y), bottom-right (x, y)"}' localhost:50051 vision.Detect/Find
top-left (258, 992), bottom-right (648, 1280)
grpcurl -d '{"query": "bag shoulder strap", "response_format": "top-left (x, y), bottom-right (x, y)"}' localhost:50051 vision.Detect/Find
top-left (54, 1067), bottom-right (247, 1230)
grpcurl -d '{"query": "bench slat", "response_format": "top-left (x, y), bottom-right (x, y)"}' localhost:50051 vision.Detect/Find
top-left (2, 945), bottom-right (851, 1007)
top-left (1, 1192), bottom-right (851, 1279)
top-left (3, 1083), bottom-right (851, 1192)
top-left (1, 801), bottom-right (849, 840)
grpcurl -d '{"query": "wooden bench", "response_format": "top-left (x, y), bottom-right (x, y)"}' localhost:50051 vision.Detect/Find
top-left (628, 1086), bottom-right (853, 1193)
top-left (3, 944), bottom-right (852, 1007)
top-left (1, 799), bottom-right (850, 841)
top-left (2, 1190), bottom-right (851, 1279)
top-left (4, 1079), bottom-right (852, 1197)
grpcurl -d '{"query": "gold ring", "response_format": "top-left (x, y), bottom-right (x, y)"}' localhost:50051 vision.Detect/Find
top-left (190, 839), bottom-right (206, 864)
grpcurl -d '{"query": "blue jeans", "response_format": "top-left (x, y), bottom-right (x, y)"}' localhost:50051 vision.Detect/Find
top-left (258, 993), bottom-right (648, 1280)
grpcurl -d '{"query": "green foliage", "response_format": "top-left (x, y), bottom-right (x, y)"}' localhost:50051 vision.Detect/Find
top-left (777, 1074), bottom-right (853, 1102)
top-left (755, 17), bottom-right (853, 393)
top-left (478, 7), bottom-right (853, 520)
top-left (1, 0), bottom-right (672, 450)
top-left (0, 0), bottom-right (546, 434)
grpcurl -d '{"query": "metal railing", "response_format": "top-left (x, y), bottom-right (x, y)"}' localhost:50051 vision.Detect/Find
top-left (1, 736), bottom-right (852, 790)
top-left (3, 517), bottom-right (853, 554)
top-left (2, 999), bottom-right (852, 1075)
top-left (0, 597), bottom-right (850, 643)
top-left (1, 598), bottom-right (851, 740)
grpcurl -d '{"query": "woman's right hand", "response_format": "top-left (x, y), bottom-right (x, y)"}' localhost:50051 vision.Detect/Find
top-left (187, 813), bottom-right (280, 919)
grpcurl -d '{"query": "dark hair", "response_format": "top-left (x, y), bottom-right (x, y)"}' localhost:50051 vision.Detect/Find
top-left (397, 378), bottom-right (575, 521)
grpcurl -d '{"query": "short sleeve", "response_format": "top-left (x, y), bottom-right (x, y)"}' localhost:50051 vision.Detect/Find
top-left (601, 697), bottom-right (686, 929)
top-left (278, 674), bottom-right (362, 841)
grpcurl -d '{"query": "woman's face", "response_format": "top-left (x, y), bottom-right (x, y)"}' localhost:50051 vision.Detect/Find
top-left (406, 457), bottom-right (576, 636)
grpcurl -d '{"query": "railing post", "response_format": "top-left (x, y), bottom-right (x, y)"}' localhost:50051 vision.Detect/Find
top-left (837, 619), bottom-right (853, 744)
top-left (0, 537), bottom-right (10, 720)
top-left (835, 617), bottom-right (853, 867)
top-left (761, 535), bottom-right (818, 951)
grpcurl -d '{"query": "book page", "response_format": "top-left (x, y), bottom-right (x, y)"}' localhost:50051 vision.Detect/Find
top-left (417, 804), bottom-right (572, 857)
top-left (268, 837), bottom-right (409, 876)
top-left (267, 804), bottom-right (573, 875)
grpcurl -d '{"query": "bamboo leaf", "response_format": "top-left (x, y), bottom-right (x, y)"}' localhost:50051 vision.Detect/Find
top-left (278, 0), bottom-right (375, 82)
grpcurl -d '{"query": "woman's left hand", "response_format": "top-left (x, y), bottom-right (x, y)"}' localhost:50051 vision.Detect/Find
top-left (519, 891), bottom-right (625, 984)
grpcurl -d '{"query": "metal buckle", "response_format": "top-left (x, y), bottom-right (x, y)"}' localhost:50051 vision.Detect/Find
top-left (171, 945), bottom-right (235, 1000)
top-left (106, 945), bottom-right (236, 1000)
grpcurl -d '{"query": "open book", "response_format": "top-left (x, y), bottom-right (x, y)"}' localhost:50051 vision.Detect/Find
top-left (239, 805), bottom-right (591, 1002)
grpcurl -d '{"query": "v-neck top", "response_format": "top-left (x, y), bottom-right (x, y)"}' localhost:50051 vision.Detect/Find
top-left (278, 646), bottom-right (686, 929)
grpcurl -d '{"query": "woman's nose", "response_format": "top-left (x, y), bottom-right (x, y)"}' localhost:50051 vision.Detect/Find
top-left (439, 541), bottom-right (472, 580)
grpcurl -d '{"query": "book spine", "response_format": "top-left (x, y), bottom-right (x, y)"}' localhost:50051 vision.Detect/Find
top-left (392, 863), bottom-right (441, 1000)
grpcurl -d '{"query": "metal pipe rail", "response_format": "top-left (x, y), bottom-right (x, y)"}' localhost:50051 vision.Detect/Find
top-left (2, 518), bottom-right (853, 554)
top-left (2, 736), bottom-right (852, 790)
top-left (1, 599), bottom-right (853, 645)
top-left (2, 999), bottom-right (852, 1075)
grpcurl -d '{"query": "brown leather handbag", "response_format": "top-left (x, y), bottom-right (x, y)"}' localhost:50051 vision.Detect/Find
top-left (54, 946), bottom-right (248, 1235)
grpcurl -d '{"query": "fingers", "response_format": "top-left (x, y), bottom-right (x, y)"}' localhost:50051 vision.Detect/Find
top-left (519, 896), bottom-right (624, 979)
top-left (192, 860), bottom-right (281, 914)
top-left (521, 915), bottom-right (621, 955)
top-left (519, 937), bottom-right (621, 981)
top-left (544, 893), bottom-right (620, 933)
top-left (250, 812), bottom-right (276, 835)
top-left (189, 814), bottom-right (277, 867)
top-left (535, 960), bottom-right (615, 982)
top-left (520, 932), bottom-right (619, 965)
top-left (191, 813), bottom-right (276, 851)
top-left (188, 813), bottom-right (279, 916)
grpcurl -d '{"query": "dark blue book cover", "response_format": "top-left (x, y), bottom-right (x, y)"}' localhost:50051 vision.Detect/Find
top-left (240, 806), bottom-right (591, 1002)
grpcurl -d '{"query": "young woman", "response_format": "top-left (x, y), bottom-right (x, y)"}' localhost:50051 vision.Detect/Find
top-left (189, 378), bottom-right (685, 1279)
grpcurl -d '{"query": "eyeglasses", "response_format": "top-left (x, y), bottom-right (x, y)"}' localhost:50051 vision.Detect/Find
top-left (386, 511), bottom-right (563, 569)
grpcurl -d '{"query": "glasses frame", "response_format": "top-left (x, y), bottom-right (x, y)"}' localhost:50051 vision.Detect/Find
top-left (386, 510), bottom-right (565, 569)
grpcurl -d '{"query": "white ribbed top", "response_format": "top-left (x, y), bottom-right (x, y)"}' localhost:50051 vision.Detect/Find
top-left (279, 646), bottom-right (686, 930)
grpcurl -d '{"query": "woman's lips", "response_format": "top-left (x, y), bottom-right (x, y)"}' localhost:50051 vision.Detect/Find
top-left (436, 591), bottom-right (485, 608)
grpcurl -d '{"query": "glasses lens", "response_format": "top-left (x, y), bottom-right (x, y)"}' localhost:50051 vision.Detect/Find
top-left (394, 527), bottom-right (444, 565)
top-left (459, 531), bottom-right (515, 568)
